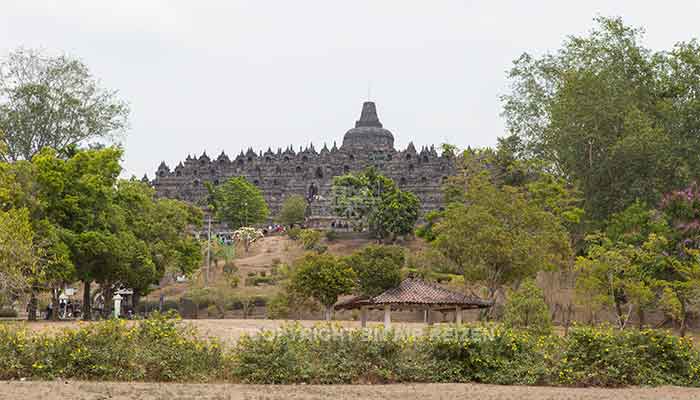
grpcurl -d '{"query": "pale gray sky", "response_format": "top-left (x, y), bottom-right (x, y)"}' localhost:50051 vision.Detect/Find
top-left (1, 1), bottom-right (699, 177)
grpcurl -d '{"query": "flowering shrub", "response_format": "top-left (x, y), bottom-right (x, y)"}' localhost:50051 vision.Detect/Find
top-left (557, 325), bottom-right (700, 386)
top-left (0, 312), bottom-right (223, 381)
top-left (229, 323), bottom-right (404, 384)
top-left (0, 318), bottom-right (699, 386)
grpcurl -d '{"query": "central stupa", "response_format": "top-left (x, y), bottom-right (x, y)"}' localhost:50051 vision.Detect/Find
top-left (341, 101), bottom-right (395, 152)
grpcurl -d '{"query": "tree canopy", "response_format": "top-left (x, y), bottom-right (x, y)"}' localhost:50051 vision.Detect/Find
top-left (332, 167), bottom-right (420, 240)
top-left (1, 147), bottom-right (202, 319)
top-left (346, 244), bottom-right (404, 297)
top-left (0, 48), bottom-right (129, 162)
top-left (208, 177), bottom-right (269, 229)
top-left (290, 252), bottom-right (356, 319)
top-left (277, 194), bottom-right (307, 226)
top-left (433, 165), bottom-right (571, 300)
top-left (502, 16), bottom-right (699, 221)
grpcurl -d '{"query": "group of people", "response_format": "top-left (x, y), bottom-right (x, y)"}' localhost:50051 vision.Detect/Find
top-left (44, 298), bottom-right (81, 320)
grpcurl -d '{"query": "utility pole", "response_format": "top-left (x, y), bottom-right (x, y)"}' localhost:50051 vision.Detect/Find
top-left (205, 214), bottom-right (211, 286)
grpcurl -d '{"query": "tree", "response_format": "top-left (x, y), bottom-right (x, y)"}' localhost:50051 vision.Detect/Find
top-left (233, 226), bottom-right (264, 253)
top-left (32, 147), bottom-right (201, 319)
top-left (347, 244), bottom-right (403, 297)
top-left (0, 48), bottom-right (129, 162)
top-left (332, 168), bottom-right (420, 240)
top-left (0, 208), bottom-right (37, 303)
top-left (290, 253), bottom-right (356, 320)
top-left (574, 233), bottom-right (657, 330)
top-left (503, 278), bottom-right (553, 335)
top-left (298, 229), bottom-right (322, 251)
top-left (369, 190), bottom-right (420, 240)
top-left (502, 16), bottom-right (696, 221)
top-left (208, 177), bottom-right (269, 229)
top-left (657, 183), bottom-right (700, 335)
top-left (432, 171), bottom-right (571, 302)
top-left (278, 194), bottom-right (307, 226)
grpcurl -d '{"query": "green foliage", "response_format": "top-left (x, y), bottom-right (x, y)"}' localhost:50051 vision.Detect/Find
top-left (278, 194), bottom-right (307, 226)
top-left (332, 168), bottom-right (420, 240)
top-left (502, 16), bottom-right (697, 221)
top-left (433, 171), bottom-right (571, 298)
top-left (0, 48), bottom-right (130, 162)
top-left (290, 253), bottom-right (356, 310)
top-left (325, 230), bottom-right (338, 242)
top-left (266, 291), bottom-right (291, 319)
top-left (503, 279), bottom-right (552, 335)
top-left (0, 308), bottom-right (17, 318)
top-left (558, 326), bottom-right (700, 386)
top-left (287, 226), bottom-right (301, 240)
top-left (657, 183), bottom-right (700, 334)
top-left (347, 244), bottom-right (404, 297)
top-left (0, 208), bottom-right (36, 297)
top-left (0, 313), bottom-right (223, 381)
top-left (298, 229), bottom-right (322, 250)
top-left (208, 177), bottom-right (269, 229)
top-left (0, 320), bottom-right (698, 386)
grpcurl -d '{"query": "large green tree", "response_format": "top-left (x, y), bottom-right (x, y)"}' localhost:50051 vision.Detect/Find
top-left (0, 48), bottom-right (129, 162)
top-left (656, 183), bottom-right (700, 335)
top-left (346, 244), bottom-right (404, 297)
top-left (277, 194), bottom-right (307, 227)
top-left (208, 177), bottom-right (269, 229)
top-left (32, 147), bottom-right (202, 319)
top-left (332, 168), bottom-right (420, 240)
top-left (0, 208), bottom-right (37, 304)
top-left (290, 253), bottom-right (356, 320)
top-left (502, 16), bottom-right (698, 221)
top-left (432, 170), bottom-right (571, 302)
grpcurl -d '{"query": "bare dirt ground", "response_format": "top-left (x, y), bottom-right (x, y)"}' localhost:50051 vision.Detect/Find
top-left (3, 381), bottom-right (700, 400)
top-left (5, 319), bottom-right (430, 346)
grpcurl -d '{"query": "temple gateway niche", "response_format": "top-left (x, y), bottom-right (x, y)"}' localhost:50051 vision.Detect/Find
top-left (151, 101), bottom-right (455, 227)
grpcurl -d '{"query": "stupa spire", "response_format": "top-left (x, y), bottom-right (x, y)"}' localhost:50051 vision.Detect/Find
top-left (355, 101), bottom-right (383, 128)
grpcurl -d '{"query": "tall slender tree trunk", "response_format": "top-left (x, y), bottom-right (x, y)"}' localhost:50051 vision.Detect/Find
top-left (51, 288), bottom-right (60, 321)
top-left (102, 285), bottom-right (114, 317)
top-left (679, 302), bottom-right (687, 337)
top-left (27, 290), bottom-right (37, 321)
top-left (638, 307), bottom-right (645, 330)
top-left (82, 280), bottom-right (91, 321)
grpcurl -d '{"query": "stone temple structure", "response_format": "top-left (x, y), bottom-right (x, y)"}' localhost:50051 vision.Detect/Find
top-left (151, 101), bottom-right (455, 225)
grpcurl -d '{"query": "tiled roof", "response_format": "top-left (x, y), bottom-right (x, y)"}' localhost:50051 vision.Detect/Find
top-left (335, 278), bottom-right (492, 310)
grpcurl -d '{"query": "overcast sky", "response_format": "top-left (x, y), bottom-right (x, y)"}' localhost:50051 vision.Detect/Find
top-left (1, 1), bottom-right (699, 178)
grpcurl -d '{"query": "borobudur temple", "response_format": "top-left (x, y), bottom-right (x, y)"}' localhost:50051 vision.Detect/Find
top-left (151, 101), bottom-right (455, 227)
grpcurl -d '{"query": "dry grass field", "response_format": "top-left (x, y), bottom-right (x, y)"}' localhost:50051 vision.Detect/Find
top-left (3, 381), bottom-right (700, 400)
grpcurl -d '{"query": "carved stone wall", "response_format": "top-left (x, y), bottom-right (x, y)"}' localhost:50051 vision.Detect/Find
top-left (151, 102), bottom-right (456, 223)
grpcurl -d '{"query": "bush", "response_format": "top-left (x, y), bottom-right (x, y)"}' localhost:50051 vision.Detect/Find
top-left (0, 312), bottom-right (223, 381)
top-left (299, 229), bottom-right (322, 250)
top-left (266, 292), bottom-right (291, 319)
top-left (1, 319), bottom-right (698, 387)
top-left (325, 230), bottom-right (338, 242)
top-left (287, 227), bottom-right (302, 240)
top-left (245, 275), bottom-right (275, 286)
top-left (417, 325), bottom-right (554, 385)
top-left (135, 300), bottom-right (179, 314)
top-left (0, 308), bottom-right (18, 318)
top-left (557, 326), bottom-right (700, 386)
top-left (502, 279), bottom-right (552, 336)
top-left (230, 323), bottom-right (405, 384)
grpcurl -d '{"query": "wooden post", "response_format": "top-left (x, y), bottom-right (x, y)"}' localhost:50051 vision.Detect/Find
top-left (427, 308), bottom-right (434, 326)
top-left (383, 305), bottom-right (391, 329)
top-left (455, 306), bottom-right (462, 324)
top-left (360, 306), bottom-right (368, 328)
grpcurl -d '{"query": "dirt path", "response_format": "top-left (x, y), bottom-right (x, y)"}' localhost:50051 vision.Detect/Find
top-left (3, 381), bottom-right (700, 400)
